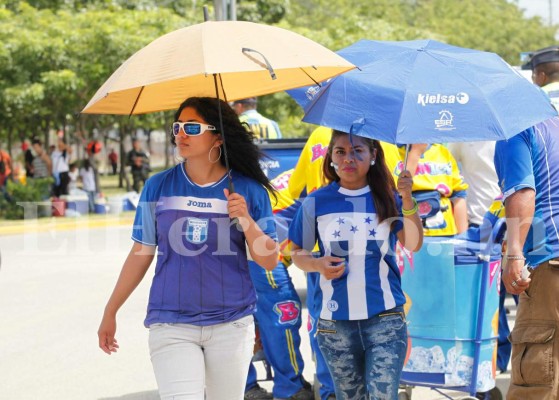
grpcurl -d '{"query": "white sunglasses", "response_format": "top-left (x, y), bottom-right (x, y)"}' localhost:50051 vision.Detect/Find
top-left (172, 122), bottom-right (216, 137)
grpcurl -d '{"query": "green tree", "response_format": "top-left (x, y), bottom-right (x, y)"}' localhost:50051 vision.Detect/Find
top-left (0, 3), bottom-right (191, 150)
top-left (409, 0), bottom-right (557, 65)
top-left (285, 0), bottom-right (556, 66)
top-left (236, 0), bottom-right (287, 23)
top-left (0, 0), bottom-right (557, 143)
top-left (256, 0), bottom-right (557, 136)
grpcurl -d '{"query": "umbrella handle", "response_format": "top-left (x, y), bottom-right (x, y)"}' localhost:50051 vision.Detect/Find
top-left (242, 48), bottom-right (277, 80)
top-left (227, 174), bottom-right (240, 227)
top-left (398, 144), bottom-right (412, 200)
top-left (228, 177), bottom-right (235, 195)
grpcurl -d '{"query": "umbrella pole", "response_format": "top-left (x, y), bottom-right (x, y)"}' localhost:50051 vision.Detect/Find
top-left (212, 73), bottom-right (235, 195)
top-left (403, 144), bottom-right (411, 171)
top-left (213, 73), bottom-right (241, 227)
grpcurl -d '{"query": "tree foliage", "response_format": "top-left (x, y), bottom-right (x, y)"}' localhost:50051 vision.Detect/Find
top-left (236, 0), bottom-right (287, 24)
top-left (0, 2), bottom-right (193, 148)
top-left (409, 0), bottom-right (556, 64)
top-left (0, 0), bottom-right (556, 144)
top-left (256, 0), bottom-right (557, 136)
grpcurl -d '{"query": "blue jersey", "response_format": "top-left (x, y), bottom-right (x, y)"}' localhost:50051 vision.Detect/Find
top-left (494, 117), bottom-right (559, 267)
top-left (132, 164), bottom-right (277, 327)
top-left (288, 182), bottom-right (405, 320)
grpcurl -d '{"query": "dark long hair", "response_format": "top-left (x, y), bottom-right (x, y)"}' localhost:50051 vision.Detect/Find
top-left (322, 130), bottom-right (398, 224)
top-left (172, 97), bottom-right (276, 196)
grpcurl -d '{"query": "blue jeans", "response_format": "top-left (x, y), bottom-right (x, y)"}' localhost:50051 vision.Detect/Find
top-left (316, 307), bottom-right (407, 400)
top-left (86, 190), bottom-right (95, 213)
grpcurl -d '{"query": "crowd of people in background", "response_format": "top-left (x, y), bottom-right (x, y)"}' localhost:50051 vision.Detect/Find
top-left (0, 133), bottom-right (151, 215)
top-left (126, 138), bottom-right (150, 193)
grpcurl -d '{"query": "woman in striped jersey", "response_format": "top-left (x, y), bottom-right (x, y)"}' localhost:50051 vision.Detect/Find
top-left (289, 130), bottom-right (423, 399)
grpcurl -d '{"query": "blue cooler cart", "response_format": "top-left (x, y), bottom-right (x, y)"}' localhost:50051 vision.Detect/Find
top-left (398, 220), bottom-right (505, 400)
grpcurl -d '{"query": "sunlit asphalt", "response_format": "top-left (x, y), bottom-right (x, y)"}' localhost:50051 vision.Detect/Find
top-left (0, 215), bottom-right (513, 399)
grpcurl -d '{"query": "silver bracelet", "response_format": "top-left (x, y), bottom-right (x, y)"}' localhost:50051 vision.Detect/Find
top-left (505, 255), bottom-right (526, 260)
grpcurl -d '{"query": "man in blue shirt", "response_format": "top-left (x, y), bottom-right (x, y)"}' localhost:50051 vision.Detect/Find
top-left (494, 117), bottom-right (559, 400)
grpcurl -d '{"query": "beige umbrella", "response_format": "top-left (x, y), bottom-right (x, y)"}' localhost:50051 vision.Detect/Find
top-left (82, 20), bottom-right (355, 115)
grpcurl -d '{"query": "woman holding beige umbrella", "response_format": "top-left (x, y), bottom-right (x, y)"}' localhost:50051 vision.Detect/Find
top-left (87, 18), bottom-right (355, 400)
top-left (98, 97), bottom-right (279, 400)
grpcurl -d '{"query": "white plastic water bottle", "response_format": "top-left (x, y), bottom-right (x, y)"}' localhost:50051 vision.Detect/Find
top-left (521, 264), bottom-right (531, 281)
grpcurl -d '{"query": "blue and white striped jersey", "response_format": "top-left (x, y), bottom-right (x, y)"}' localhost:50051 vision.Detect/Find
top-left (132, 163), bottom-right (277, 327)
top-left (289, 181), bottom-right (406, 320)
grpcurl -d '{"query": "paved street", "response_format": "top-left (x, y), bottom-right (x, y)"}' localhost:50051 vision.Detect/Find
top-left (0, 217), bottom-right (513, 399)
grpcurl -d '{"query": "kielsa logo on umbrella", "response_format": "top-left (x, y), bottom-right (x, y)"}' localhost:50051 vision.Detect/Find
top-left (417, 92), bottom-right (470, 106)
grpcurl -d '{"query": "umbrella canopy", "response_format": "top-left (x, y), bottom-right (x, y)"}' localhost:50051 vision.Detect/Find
top-left (82, 20), bottom-right (355, 115)
top-left (297, 39), bottom-right (557, 144)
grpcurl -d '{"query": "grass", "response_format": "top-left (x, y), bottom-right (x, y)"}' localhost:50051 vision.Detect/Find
top-left (98, 166), bottom-right (166, 197)
top-left (0, 209), bottom-right (136, 227)
top-left (98, 172), bottom-right (130, 197)
top-left (0, 167), bottom-right (167, 225)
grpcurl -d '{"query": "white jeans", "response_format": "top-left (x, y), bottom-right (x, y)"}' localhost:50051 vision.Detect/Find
top-left (148, 315), bottom-right (255, 400)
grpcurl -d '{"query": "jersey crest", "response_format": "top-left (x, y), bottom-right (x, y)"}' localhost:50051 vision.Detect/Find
top-left (186, 217), bottom-right (209, 244)
top-left (326, 300), bottom-right (339, 312)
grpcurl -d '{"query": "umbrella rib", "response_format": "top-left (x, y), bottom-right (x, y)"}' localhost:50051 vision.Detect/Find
top-left (128, 86), bottom-right (145, 117)
top-left (302, 77), bottom-right (335, 121)
top-left (298, 67), bottom-right (321, 86)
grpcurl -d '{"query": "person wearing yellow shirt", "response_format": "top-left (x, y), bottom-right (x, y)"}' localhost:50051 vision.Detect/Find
top-left (288, 127), bottom-right (332, 199)
top-left (287, 126), bottom-right (336, 400)
top-left (382, 143), bottom-right (468, 237)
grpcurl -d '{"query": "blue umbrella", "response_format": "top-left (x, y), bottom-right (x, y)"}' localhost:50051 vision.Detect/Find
top-left (295, 39), bottom-right (557, 144)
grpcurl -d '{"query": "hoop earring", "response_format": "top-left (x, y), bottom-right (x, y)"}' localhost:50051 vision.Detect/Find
top-left (209, 144), bottom-right (222, 163)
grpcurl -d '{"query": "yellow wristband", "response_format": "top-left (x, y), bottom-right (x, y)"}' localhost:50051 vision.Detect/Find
top-left (402, 197), bottom-right (418, 216)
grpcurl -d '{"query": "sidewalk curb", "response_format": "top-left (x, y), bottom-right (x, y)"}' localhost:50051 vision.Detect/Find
top-left (0, 215), bottom-right (135, 236)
